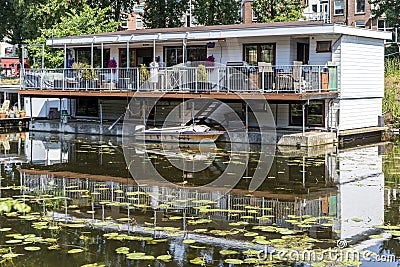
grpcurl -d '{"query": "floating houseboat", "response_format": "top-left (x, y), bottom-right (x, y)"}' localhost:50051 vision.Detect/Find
top-left (19, 21), bottom-right (391, 146)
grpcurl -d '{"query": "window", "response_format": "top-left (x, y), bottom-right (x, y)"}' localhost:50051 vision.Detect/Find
top-left (355, 20), bottom-right (366, 28)
top-left (252, 8), bottom-right (258, 22)
top-left (76, 98), bottom-right (98, 117)
top-left (75, 48), bottom-right (110, 68)
top-left (334, 0), bottom-right (344, 15)
top-left (312, 4), bottom-right (317, 12)
top-left (355, 0), bottom-right (365, 13)
top-left (136, 15), bottom-right (143, 29)
top-left (119, 48), bottom-right (136, 67)
top-left (290, 100), bottom-right (325, 127)
top-left (243, 44), bottom-right (275, 66)
top-left (164, 46), bottom-right (207, 67)
top-left (316, 41), bottom-right (331, 53)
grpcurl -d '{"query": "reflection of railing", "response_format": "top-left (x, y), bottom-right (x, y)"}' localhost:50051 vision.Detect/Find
top-left (20, 172), bottom-right (333, 225)
top-left (21, 64), bottom-right (338, 94)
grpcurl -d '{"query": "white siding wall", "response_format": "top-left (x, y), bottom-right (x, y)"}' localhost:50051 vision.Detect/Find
top-left (308, 35), bottom-right (336, 65)
top-left (338, 98), bottom-right (381, 130)
top-left (337, 36), bottom-right (384, 130)
top-left (213, 36), bottom-right (292, 65)
top-left (25, 98), bottom-right (69, 118)
top-left (340, 36), bottom-right (384, 99)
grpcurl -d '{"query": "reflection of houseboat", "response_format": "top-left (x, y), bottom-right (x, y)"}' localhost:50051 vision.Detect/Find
top-left (135, 124), bottom-right (223, 143)
top-left (20, 22), bottom-right (391, 145)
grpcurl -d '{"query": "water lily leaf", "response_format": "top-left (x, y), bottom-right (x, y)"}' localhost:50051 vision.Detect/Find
top-left (2, 252), bottom-right (23, 258)
top-left (80, 263), bottom-right (106, 267)
top-left (6, 239), bottom-right (22, 244)
top-left (0, 228), bottom-right (11, 232)
top-left (157, 254), bottom-right (172, 262)
top-left (115, 247), bottom-right (129, 254)
top-left (190, 245), bottom-right (206, 249)
top-left (219, 250), bottom-right (239, 255)
top-left (189, 257), bottom-right (205, 265)
top-left (24, 246), bottom-right (41, 251)
top-left (183, 239), bottom-right (196, 244)
top-left (224, 259), bottom-right (243, 264)
top-left (68, 248), bottom-right (84, 254)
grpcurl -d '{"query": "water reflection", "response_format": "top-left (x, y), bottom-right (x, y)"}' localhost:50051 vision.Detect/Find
top-left (0, 132), bottom-right (396, 266)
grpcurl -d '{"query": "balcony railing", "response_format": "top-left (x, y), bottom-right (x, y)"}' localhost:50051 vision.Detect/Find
top-left (21, 64), bottom-right (338, 94)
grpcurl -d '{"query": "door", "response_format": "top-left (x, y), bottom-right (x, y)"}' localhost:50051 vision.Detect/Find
top-left (136, 48), bottom-right (153, 67)
top-left (296, 43), bottom-right (309, 64)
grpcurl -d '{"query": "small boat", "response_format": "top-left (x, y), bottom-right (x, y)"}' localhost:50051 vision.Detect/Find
top-left (135, 124), bottom-right (223, 143)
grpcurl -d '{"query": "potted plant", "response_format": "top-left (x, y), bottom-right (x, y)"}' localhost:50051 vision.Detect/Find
top-left (72, 62), bottom-right (98, 89)
top-left (19, 109), bottom-right (26, 118)
top-left (195, 64), bottom-right (210, 91)
top-left (139, 64), bottom-right (150, 89)
top-left (0, 109), bottom-right (6, 119)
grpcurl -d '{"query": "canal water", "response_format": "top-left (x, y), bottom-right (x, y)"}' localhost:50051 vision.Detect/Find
top-left (0, 131), bottom-right (398, 266)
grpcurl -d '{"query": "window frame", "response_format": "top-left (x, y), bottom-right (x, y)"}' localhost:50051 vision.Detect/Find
top-left (316, 41), bottom-right (332, 53)
top-left (163, 45), bottom-right (207, 67)
top-left (334, 0), bottom-right (344, 15)
top-left (242, 43), bottom-right (276, 66)
top-left (289, 100), bottom-right (325, 127)
top-left (355, 0), bottom-right (365, 14)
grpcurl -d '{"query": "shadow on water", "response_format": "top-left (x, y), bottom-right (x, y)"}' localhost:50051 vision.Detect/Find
top-left (0, 132), bottom-right (397, 266)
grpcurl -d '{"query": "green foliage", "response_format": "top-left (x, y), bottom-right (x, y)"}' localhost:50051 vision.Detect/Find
top-left (192, 0), bottom-right (241, 26)
top-left (143, 0), bottom-right (188, 28)
top-left (72, 62), bottom-right (98, 80)
top-left (252, 0), bottom-right (306, 22)
top-left (140, 64), bottom-right (150, 82)
top-left (0, 200), bottom-right (31, 214)
top-left (383, 58), bottom-right (400, 127)
top-left (28, 4), bottom-right (119, 68)
top-left (371, 0), bottom-right (400, 28)
top-left (86, 0), bottom-right (136, 27)
top-left (196, 64), bottom-right (208, 82)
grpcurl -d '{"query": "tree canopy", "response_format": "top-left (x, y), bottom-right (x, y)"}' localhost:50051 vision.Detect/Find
top-left (371, 0), bottom-right (400, 28)
top-left (28, 4), bottom-right (119, 68)
top-left (142, 0), bottom-right (189, 28)
top-left (252, 0), bottom-right (305, 23)
top-left (192, 0), bottom-right (241, 26)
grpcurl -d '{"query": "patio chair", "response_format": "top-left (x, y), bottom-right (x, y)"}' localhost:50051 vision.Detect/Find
top-left (258, 62), bottom-right (274, 91)
top-left (1, 100), bottom-right (10, 112)
top-left (292, 61), bottom-right (304, 92)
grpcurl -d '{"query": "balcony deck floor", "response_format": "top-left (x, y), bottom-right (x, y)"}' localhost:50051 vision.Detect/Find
top-left (19, 89), bottom-right (339, 101)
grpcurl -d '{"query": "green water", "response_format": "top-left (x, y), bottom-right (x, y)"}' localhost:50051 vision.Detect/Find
top-left (0, 132), bottom-right (398, 266)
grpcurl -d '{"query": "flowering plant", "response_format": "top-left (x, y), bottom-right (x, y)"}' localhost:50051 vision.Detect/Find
top-left (108, 58), bottom-right (117, 68)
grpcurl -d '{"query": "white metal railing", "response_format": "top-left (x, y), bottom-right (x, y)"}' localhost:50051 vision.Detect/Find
top-left (21, 64), bottom-right (338, 94)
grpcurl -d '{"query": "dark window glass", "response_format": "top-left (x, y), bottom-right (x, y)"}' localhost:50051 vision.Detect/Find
top-left (119, 49), bottom-right (136, 67)
top-left (316, 41), bottom-right (331, 53)
top-left (244, 44), bottom-right (275, 66)
top-left (75, 48), bottom-right (110, 68)
top-left (356, 0), bottom-right (365, 13)
top-left (164, 46), bottom-right (207, 67)
top-left (334, 0), bottom-right (344, 15)
top-left (76, 98), bottom-right (98, 117)
top-left (290, 100), bottom-right (324, 126)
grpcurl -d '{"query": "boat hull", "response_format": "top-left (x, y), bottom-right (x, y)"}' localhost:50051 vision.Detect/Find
top-left (135, 132), bottom-right (222, 143)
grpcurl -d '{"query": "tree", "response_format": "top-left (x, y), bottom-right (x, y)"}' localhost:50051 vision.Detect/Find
top-left (192, 0), bottom-right (240, 26)
top-left (142, 0), bottom-right (188, 28)
top-left (252, 0), bottom-right (305, 23)
top-left (86, 0), bottom-right (137, 28)
top-left (370, 0), bottom-right (400, 28)
top-left (27, 4), bottom-right (119, 68)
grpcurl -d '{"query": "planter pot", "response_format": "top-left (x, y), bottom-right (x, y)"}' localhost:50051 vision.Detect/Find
top-left (19, 112), bottom-right (26, 118)
top-left (8, 113), bottom-right (15, 118)
top-left (15, 114), bottom-right (20, 118)
top-left (0, 113), bottom-right (7, 119)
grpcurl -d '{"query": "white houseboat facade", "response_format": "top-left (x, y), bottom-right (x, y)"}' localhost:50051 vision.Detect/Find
top-left (19, 21), bottom-right (391, 144)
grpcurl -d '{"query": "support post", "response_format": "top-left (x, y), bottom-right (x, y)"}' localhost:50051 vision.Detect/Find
top-left (153, 39), bottom-right (156, 62)
top-left (91, 42), bottom-right (94, 67)
top-left (64, 44), bottom-right (67, 68)
top-left (41, 44), bottom-right (45, 69)
top-left (101, 43), bottom-right (104, 68)
top-left (245, 102), bottom-right (249, 133)
top-left (302, 102), bottom-right (305, 136)
top-left (30, 96), bottom-right (33, 124)
top-left (17, 93), bottom-right (21, 112)
top-left (127, 41), bottom-right (130, 68)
